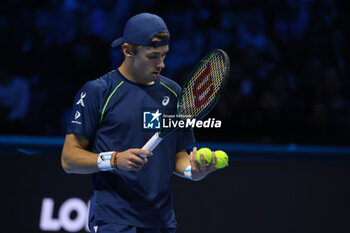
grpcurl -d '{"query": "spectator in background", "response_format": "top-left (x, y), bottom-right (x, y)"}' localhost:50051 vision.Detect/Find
top-left (0, 0), bottom-right (349, 145)
top-left (0, 66), bottom-right (31, 133)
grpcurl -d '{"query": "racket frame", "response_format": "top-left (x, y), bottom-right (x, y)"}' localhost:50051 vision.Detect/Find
top-left (176, 49), bottom-right (230, 121)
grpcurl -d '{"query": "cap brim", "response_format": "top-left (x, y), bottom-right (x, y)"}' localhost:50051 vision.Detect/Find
top-left (111, 37), bottom-right (123, 48)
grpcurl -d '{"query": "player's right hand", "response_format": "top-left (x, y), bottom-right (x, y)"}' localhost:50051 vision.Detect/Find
top-left (116, 149), bottom-right (153, 171)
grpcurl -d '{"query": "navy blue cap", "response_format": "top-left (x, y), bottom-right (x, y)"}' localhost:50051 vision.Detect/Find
top-left (111, 13), bottom-right (170, 48)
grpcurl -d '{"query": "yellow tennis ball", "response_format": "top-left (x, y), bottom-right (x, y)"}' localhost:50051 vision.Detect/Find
top-left (214, 150), bottom-right (228, 168)
top-left (196, 148), bottom-right (213, 166)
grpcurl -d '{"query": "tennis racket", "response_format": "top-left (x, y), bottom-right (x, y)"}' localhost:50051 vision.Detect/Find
top-left (140, 49), bottom-right (230, 158)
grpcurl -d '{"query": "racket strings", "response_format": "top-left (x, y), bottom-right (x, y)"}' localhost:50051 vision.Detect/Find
top-left (179, 51), bottom-right (228, 119)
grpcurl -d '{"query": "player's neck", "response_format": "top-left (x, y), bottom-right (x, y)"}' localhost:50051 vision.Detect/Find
top-left (118, 62), bottom-right (154, 86)
top-left (118, 62), bottom-right (136, 83)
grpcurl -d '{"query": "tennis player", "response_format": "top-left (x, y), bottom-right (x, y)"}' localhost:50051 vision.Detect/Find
top-left (61, 13), bottom-right (222, 233)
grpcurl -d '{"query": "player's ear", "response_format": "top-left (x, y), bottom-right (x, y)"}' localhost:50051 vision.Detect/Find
top-left (122, 43), bottom-right (134, 57)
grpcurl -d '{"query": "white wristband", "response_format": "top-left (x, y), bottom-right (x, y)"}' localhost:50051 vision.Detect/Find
top-left (97, 151), bottom-right (115, 171)
top-left (184, 165), bottom-right (192, 180)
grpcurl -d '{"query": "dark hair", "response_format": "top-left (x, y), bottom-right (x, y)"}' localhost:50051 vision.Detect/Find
top-left (152, 32), bottom-right (170, 42)
top-left (120, 32), bottom-right (170, 55)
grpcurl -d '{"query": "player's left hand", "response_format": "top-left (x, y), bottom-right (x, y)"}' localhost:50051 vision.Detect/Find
top-left (189, 147), bottom-right (218, 181)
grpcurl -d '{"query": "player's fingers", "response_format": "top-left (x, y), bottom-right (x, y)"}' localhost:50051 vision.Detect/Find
top-left (129, 158), bottom-right (148, 170)
top-left (130, 148), bottom-right (153, 157)
top-left (134, 154), bottom-right (149, 164)
top-left (189, 147), bottom-right (198, 167)
top-left (199, 153), bottom-right (206, 171)
top-left (208, 151), bottom-right (218, 170)
top-left (129, 163), bottom-right (142, 171)
top-left (189, 149), bottom-right (201, 173)
top-left (189, 151), bottom-right (195, 167)
top-left (192, 147), bottom-right (197, 159)
top-left (129, 154), bottom-right (147, 166)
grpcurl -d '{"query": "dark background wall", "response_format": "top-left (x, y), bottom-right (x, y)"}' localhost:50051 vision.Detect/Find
top-left (1, 140), bottom-right (349, 233)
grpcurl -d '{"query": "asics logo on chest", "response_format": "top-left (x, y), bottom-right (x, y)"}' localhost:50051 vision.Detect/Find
top-left (162, 96), bottom-right (170, 106)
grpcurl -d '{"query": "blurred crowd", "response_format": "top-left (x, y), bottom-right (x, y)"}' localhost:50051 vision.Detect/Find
top-left (0, 0), bottom-right (349, 145)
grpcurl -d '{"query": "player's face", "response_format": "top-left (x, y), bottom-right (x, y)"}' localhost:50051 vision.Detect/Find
top-left (131, 44), bottom-right (169, 85)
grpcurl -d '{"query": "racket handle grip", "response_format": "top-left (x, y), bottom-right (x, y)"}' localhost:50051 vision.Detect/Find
top-left (140, 132), bottom-right (162, 158)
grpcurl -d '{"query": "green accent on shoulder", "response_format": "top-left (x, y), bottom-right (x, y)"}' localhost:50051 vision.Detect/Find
top-left (160, 82), bottom-right (178, 97)
top-left (100, 81), bottom-right (124, 124)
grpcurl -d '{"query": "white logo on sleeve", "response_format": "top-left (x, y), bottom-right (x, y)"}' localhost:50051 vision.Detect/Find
top-left (75, 111), bottom-right (81, 120)
top-left (71, 111), bottom-right (82, 125)
top-left (76, 92), bottom-right (86, 107)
